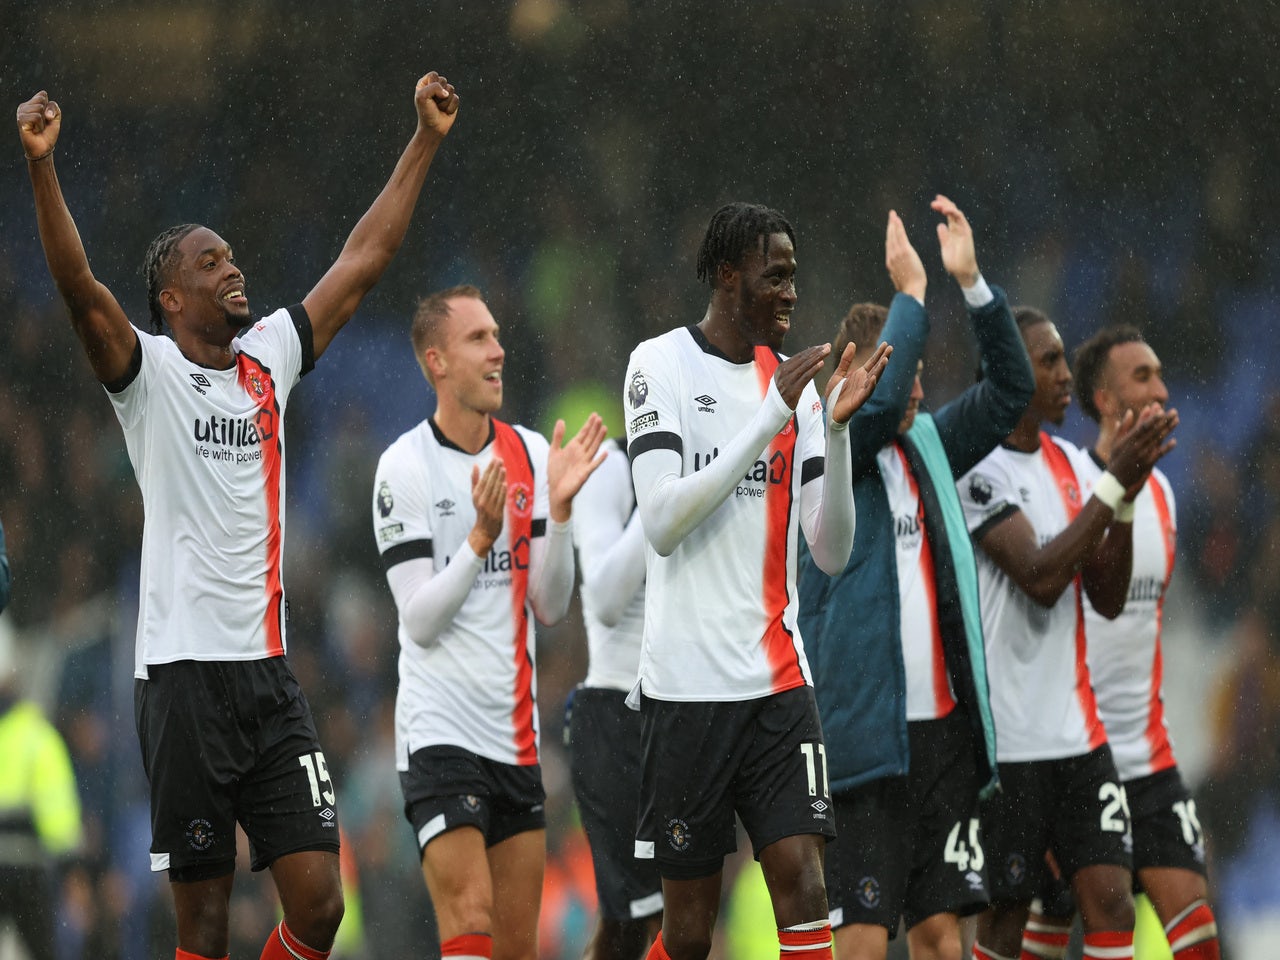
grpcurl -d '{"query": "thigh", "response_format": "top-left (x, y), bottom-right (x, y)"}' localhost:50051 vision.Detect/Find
top-left (979, 760), bottom-right (1052, 904)
top-left (903, 715), bottom-right (990, 929)
top-left (636, 697), bottom-right (748, 879)
top-left (136, 662), bottom-right (247, 880)
top-left (487, 828), bottom-right (546, 960)
top-left (569, 688), bottom-right (662, 920)
top-left (401, 745), bottom-right (545, 853)
top-left (236, 659), bottom-right (341, 871)
top-left (1127, 768), bottom-right (1208, 877)
top-left (1048, 747), bottom-right (1133, 881)
top-left (736, 686), bottom-right (837, 857)
top-left (825, 782), bottom-right (911, 934)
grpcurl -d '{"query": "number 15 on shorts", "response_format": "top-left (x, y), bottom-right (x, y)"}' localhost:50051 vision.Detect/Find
top-left (298, 750), bottom-right (336, 807)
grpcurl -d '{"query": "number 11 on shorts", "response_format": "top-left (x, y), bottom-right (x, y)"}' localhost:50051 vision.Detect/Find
top-left (800, 742), bottom-right (830, 798)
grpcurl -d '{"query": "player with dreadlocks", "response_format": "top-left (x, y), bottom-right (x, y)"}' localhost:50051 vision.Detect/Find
top-left (623, 201), bottom-right (892, 960)
top-left (17, 72), bottom-right (458, 960)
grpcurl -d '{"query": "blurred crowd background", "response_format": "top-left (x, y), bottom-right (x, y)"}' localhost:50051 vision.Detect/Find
top-left (2, 1), bottom-right (1280, 957)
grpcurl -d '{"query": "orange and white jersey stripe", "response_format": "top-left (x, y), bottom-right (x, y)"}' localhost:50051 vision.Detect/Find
top-left (374, 418), bottom-right (550, 767)
top-left (107, 306), bottom-right (312, 678)
top-left (1075, 457), bottom-right (1178, 780)
top-left (880, 442), bottom-right (956, 721)
top-left (623, 326), bottom-right (826, 702)
top-left (957, 435), bottom-right (1107, 761)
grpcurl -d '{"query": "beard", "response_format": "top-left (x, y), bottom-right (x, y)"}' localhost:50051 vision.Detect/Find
top-left (226, 304), bottom-right (260, 333)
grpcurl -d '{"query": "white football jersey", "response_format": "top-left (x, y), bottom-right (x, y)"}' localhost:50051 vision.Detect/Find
top-left (573, 441), bottom-right (645, 691)
top-left (624, 326), bottom-right (827, 702)
top-left (1074, 456), bottom-right (1178, 781)
top-left (878, 443), bottom-right (957, 721)
top-left (374, 418), bottom-right (551, 768)
top-left (957, 435), bottom-right (1108, 761)
top-left (107, 306), bottom-right (310, 679)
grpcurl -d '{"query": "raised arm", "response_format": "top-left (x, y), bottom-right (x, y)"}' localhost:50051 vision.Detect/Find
top-left (929, 195), bottom-right (1034, 474)
top-left (843, 211), bottom-right (930, 471)
top-left (527, 415), bottom-right (607, 625)
top-left (801, 340), bottom-right (893, 572)
top-left (303, 72), bottom-right (460, 359)
top-left (18, 92), bottom-right (137, 384)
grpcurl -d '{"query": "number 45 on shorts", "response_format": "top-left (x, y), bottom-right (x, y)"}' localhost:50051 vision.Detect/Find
top-left (944, 818), bottom-right (985, 873)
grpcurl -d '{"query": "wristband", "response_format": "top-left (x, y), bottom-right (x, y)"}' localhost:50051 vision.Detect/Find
top-left (1093, 471), bottom-right (1126, 512)
top-left (24, 148), bottom-right (54, 162)
top-left (1115, 498), bottom-right (1136, 523)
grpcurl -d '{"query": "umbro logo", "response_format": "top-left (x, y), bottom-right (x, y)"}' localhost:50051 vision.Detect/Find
top-left (190, 373), bottom-right (211, 395)
top-left (319, 808), bottom-right (336, 822)
top-left (965, 870), bottom-right (984, 892)
top-left (695, 394), bottom-right (717, 413)
top-left (436, 498), bottom-right (456, 516)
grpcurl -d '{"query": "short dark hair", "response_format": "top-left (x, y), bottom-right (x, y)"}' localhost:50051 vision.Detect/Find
top-left (143, 224), bottom-right (201, 334)
top-left (1073, 324), bottom-right (1147, 422)
top-left (976, 305), bottom-right (1055, 383)
top-left (1012, 305), bottom-right (1054, 333)
top-left (695, 202), bottom-right (795, 287)
top-left (411, 284), bottom-right (485, 383)
top-left (833, 302), bottom-right (888, 367)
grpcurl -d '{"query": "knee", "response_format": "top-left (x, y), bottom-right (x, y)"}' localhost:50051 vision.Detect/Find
top-left (662, 928), bottom-right (714, 960)
top-left (433, 883), bottom-right (494, 938)
top-left (288, 882), bottom-right (345, 946)
top-left (1081, 883), bottom-right (1134, 932)
top-left (913, 926), bottom-right (963, 960)
top-left (311, 884), bottom-right (346, 942)
top-left (761, 841), bottom-right (828, 926)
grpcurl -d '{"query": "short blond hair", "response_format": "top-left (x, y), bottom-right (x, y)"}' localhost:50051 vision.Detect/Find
top-left (410, 284), bottom-right (484, 384)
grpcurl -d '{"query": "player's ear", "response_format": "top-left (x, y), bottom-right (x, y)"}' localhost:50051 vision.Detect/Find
top-left (159, 286), bottom-right (182, 317)
top-left (1094, 387), bottom-right (1114, 420)
top-left (424, 346), bottom-right (446, 383)
top-left (716, 259), bottom-right (737, 292)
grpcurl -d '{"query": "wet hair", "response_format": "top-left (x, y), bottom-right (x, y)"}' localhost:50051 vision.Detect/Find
top-left (1012, 305), bottom-right (1054, 333)
top-left (695, 202), bottom-right (795, 287)
top-left (833, 302), bottom-right (888, 367)
top-left (975, 305), bottom-right (1056, 382)
top-left (143, 224), bottom-right (201, 334)
top-left (1072, 324), bottom-right (1147, 422)
top-left (411, 284), bottom-right (485, 383)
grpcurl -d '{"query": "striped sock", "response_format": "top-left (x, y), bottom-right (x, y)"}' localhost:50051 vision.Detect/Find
top-left (1021, 915), bottom-right (1072, 959)
top-left (259, 921), bottom-right (329, 960)
top-left (440, 932), bottom-right (494, 959)
top-left (1164, 900), bottom-right (1220, 960)
top-left (973, 943), bottom-right (1018, 960)
top-left (779, 919), bottom-right (833, 959)
top-left (1081, 929), bottom-right (1133, 960)
top-left (646, 931), bottom-right (672, 960)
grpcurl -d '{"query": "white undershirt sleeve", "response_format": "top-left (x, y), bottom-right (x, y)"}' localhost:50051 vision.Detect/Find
top-left (385, 548), bottom-right (484, 648)
top-left (528, 518), bottom-right (575, 625)
top-left (800, 393), bottom-right (855, 574)
top-left (581, 509), bottom-right (647, 627)
top-left (632, 378), bottom-right (794, 556)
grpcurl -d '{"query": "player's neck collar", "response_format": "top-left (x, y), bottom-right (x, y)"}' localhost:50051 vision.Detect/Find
top-left (430, 415), bottom-right (495, 454)
top-left (687, 323), bottom-right (752, 365)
